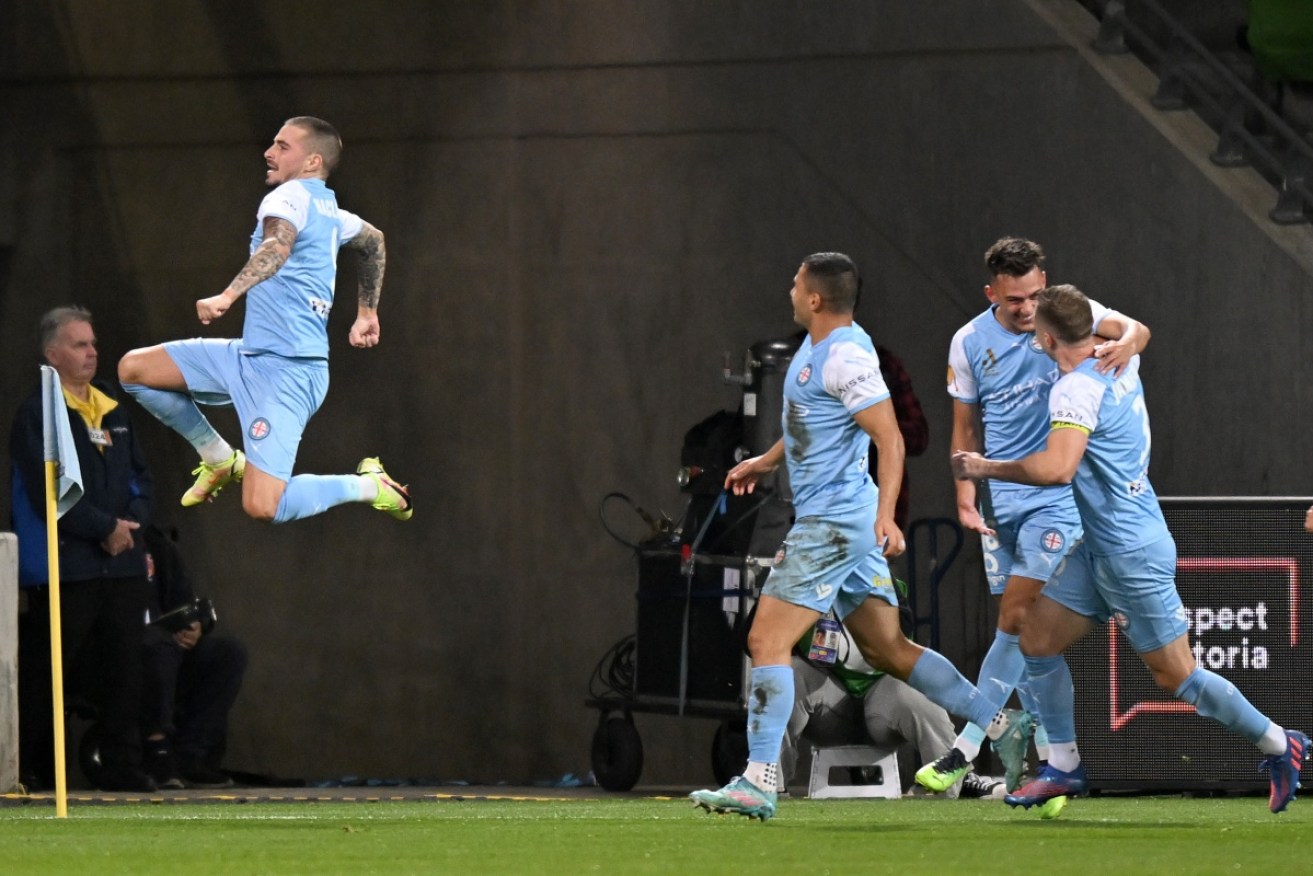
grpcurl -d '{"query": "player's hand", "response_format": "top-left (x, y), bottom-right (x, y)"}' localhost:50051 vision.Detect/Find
top-left (1093, 336), bottom-right (1134, 376)
top-left (197, 290), bottom-right (237, 325)
top-left (349, 315), bottom-right (380, 348)
top-left (877, 518), bottom-right (905, 558)
top-left (951, 450), bottom-right (990, 480)
top-left (724, 455), bottom-right (777, 495)
top-left (957, 502), bottom-right (996, 537)
top-left (1305, 505), bottom-right (1313, 534)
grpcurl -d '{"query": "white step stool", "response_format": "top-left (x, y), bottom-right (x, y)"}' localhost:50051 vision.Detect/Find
top-left (806, 744), bottom-right (901, 799)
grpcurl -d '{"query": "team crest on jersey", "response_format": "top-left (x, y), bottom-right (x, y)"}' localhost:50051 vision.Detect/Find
top-left (1029, 334), bottom-right (1044, 352)
top-left (796, 364), bottom-right (812, 385)
top-left (249, 418), bottom-right (272, 440)
top-left (1040, 529), bottom-right (1065, 553)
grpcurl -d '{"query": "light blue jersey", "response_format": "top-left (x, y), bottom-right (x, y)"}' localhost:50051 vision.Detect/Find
top-left (947, 301), bottom-right (1114, 590)
top-left (243, 178), bottom-right (364, 359)
top-left (1047, 356), bottom-right (1171, 555)
top-left (947, 300), bottom-right (1111, 484)
top-left (765, 322), bottom-right (898, 617)
top-left (782, 324), bottom-right (890, 519)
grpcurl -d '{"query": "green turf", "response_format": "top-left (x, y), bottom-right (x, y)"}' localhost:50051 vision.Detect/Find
top-left (1, 794), bottom-right (1309, 875)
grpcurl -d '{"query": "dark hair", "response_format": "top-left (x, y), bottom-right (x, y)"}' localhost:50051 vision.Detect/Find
top-left (800, 252), bottom-right (860, 313)
top-left (984, 237), bottom-right (1045, 279)
top-left (39, 305), bottom-right (92, 356)
top-left (285, 116), bottom-right (343, 174)
top-left (1036, 284), bottom-right (1093, 345)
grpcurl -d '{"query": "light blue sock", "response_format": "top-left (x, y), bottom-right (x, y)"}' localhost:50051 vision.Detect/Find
top-left (1014, 672), bottom-right (1051, 754)
top-left (959, 630), bottom-right (1027, 744)
top-left (746, 665), bottom-right (793, 763)
top-left (907, 649), bottom-right (997, 730)
top-left (121, 382), bottom-right (223, 451)
top-left (1175, 667), bottom-right (1270, 743)
top-left (1023, 654), bottom-right (1076, 743)
top-left (272, 474), bottom-right (365, 524)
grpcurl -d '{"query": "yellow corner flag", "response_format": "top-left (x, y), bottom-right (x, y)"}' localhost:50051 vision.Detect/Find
top-left (40, 365), bottom-right (83, 817)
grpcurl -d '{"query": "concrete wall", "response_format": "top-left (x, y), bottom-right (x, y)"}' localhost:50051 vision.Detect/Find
top-left (1, 0), bottom-right (1309, 785)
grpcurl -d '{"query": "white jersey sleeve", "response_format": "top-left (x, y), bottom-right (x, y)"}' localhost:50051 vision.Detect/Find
top-left (1048, 370), bottom-right (1104, 434)
top-left (947, 324), bottom-right (978, 403)
top-left (256, 181), bottom-right (311, 232)
top-left (338, 208), bottom-right (364, 243)
top-left (822, 340), bottom-right (890, 414)
top-left (1088, 298), bottom-right (1114, 335)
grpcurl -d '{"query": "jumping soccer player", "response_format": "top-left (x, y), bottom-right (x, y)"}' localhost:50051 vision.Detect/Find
top-left (918, 237), bottom-right (1149, 794)
top-left (118, 116), bottom-right (411, 524)
top-left (951, 284), bottom-right (1307, 817)
top-left (688, 252), bottom-right (1023, 822)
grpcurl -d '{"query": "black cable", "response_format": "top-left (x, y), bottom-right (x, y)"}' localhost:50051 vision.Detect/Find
top-left (588, 634), bottom-right (636, 700)
top-left (598, 491), bottom-right (656, 551)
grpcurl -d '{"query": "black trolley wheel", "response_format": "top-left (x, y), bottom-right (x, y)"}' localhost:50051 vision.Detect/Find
top-left (591, 713), bottom-right (644, 791)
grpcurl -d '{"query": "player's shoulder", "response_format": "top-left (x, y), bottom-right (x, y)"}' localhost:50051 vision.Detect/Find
top-left (952, 308), bottom-right (997, 345)
top-left (1057, 360), bottom-right (1112, 398)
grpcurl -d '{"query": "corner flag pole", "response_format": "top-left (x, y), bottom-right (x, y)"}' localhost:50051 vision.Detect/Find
top-left (42, 448), bottom-right (68, 818)
top-left (41, 366), bottom-right (83, 819)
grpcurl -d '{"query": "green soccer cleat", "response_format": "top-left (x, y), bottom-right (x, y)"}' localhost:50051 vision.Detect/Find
top-left (689, 776), bottom-right (777, 822)
top-left (992, 709), bottom-right (1035, 792)
top-left (357, 457), bottom-right (413, 520)
top-left (181, 450), bottom-right (245, 507)
top-left (1037, 794), bottom-right (1069, 820)
top-left (915, 747), bottom-right (972, 794)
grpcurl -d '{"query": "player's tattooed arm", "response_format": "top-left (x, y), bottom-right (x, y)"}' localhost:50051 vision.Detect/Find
top-left (343, 222), bottom-right (386, 309)
top-left (228, 217), bottom-right (296, 298)
top-left (197, 216), bottom-right (297, 324)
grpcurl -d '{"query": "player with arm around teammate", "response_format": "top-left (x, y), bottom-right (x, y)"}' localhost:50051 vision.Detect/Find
top-left (918, 237), bottom-right (1151, 795)
top-left (952, 284), bottom-right (1307, 818)
top-left (117, 116), bottom-right (410, 525)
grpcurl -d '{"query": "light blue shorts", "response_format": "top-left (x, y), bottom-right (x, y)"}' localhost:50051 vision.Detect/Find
top-left (981, 487), bottom-right (1082, 595)
top-left (163, 338), bottom-right (328, 481)
top-left (1041, 535), bottom-right (1187, 653)
top-left (762, 512), bottom-right (898, 620)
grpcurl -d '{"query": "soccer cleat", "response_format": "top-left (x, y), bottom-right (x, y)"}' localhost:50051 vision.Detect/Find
top-left (915, 747), bottom-right (971, 794)
top-left (992, 709), bottom-right (1035, 792)
top-left (1004, 763), bottom-right (1088, 814)
top-left (1037, 795), bottom-right (1069, 820)
top-left (960, 771), bottom-right (1006, 799)
top-left (357, 457), bottom-right (413, 520)
top-left (181, 450), bottom-right (245, 507)
top-left (689, 776), bottom-right (777, 822)
top-left (1260, 728), bottom-right (1308, 814)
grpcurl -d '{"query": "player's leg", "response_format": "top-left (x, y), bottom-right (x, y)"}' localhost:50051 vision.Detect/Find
top-left (1114, 538), bottom-right (1307, 812)
top-left (234, 358), bottom-right (411, 523)
top-left (967, 504), bottom-right (1079, 769)
top-left (690, 595), bottom-right (818, 820)
top-left (246, 461), bottom-right (411, 523)
top-left (1150, 638), bottom-right (1307, 812)
top-left (119, 343), bottom-right (241, 504)
top-left (842, 597), bottom-right (1011, 791)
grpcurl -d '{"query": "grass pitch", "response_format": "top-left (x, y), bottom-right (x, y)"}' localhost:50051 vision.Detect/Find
top-left (1, 793), bottom-right (1309, 875)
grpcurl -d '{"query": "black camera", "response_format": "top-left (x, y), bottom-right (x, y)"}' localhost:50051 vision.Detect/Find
top-left (151, 597), bottom-right (217, 635)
